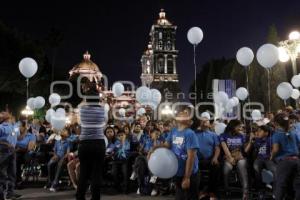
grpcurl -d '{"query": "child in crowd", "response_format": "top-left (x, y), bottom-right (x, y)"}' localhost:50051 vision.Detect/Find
top-left (133, 128), bottom-right (162, 196)
top-left (45, 129), bottom-right (70, 192)
top-left (111, 129), bottom-right (131, 193)
top-left (251, 125), bottom-right (276, 199)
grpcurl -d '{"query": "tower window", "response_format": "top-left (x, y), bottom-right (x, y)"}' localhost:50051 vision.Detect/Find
top-left (159, 32), bottom-right (162, 39)
top-left (166, 41), bottom-right (172, 50)
top-left (158, 57), bottom-right (164, 73)
top-left (167, 56), bottom-right (173, 74)
top-left (158, 41), bottom-right (163, 50)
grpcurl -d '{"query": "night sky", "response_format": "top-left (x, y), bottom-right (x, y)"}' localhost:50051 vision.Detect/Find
top-left (1, 0), bottom-right (300, 93)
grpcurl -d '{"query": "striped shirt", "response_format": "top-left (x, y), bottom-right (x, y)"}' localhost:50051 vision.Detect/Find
top-left (79, 105), bottom-right (105, 141)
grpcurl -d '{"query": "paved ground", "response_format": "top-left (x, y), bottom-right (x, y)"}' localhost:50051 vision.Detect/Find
top-left (17, 188), bottom-right (174, 200)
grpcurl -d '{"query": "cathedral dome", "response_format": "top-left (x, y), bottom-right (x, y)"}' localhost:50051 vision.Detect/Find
top-left (69, 51), bottom-right (102, 82)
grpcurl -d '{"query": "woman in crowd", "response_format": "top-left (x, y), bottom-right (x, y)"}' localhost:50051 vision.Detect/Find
top-left (220, 120), bottom-right (249, 200)
top-left (271, 113), bottom-right (300, 200)
top-left (76, 79), bottom-right (106, 200)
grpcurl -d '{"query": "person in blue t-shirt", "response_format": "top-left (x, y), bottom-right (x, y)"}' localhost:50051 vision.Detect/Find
top-left (248, 124), bottom-right (276, 197)
top-left (0, 112), bottom-right (22, 200)
top-left (15, 121), bottom-right (36, 184)
top-left (46, 129), bottom-right (70, 192)
top-left (132, 128), bottom-right (161, 196)
top-left (111, 129), bottom-right (131, 193)
top-left (162, 110), bottom-right (199, 200)
top-left (195, 116), bottom-right (220, 200)
top-left (271, 113), bottom-right (300, 200)
top-left (220, 120), bottom-right (249, 200)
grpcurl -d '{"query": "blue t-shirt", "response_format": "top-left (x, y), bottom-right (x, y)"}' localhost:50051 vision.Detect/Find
top-left (219, 132), bottom-right (246, 152)
top-left (106, 141), bottom-right (115, 155)
top-left (114, 139), bottom-right (130, 160)
top-left (16, 132), bottom-right (36, 149)
top-left (272, 129), bottom-right (300, 161)
top-left (0, 122), bottom-right (19, 148)
top-left (142, 137), bottom-right (161, 153)
top-left (54, 139), bottom-right (70, 159)
top-left (166, 128), bottom-right (199, 177)
top-left (291, 122), bottom-right (300, 142)
top-left (195, 130), bottom-right (220, 160)
top-left (254, 136), bottom-right (272, 160)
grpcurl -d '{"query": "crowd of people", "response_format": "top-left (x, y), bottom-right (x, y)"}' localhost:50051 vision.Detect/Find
top-left (0, 105), bottom-right (300, 200)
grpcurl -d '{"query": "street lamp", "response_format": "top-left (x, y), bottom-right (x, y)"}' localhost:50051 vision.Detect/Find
top-left (21, 106), bottom-right (34, 117)
top-left (278, 30), bottom-right (300, 75)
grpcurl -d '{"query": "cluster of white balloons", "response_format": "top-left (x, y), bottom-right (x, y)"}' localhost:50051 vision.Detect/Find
top-left (214, 122), bottom-right (227, 135)
top-left (236, 44), bottom-right (279, 69)
top-left (214, 90), bottom-right (243, 114)
top-left (27, 96), bottom-right (45, 110)
top-left (136, 86), bottom-right (162, 109)
top-left (46, 107), bottom-right (66, 131)
top-left (148, 148), bottom-right (178, 179)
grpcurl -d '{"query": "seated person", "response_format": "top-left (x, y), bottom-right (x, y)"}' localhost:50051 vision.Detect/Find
top-left (220, 120), bottom-right (250, 200)
top-left (67, 151), bottom-right (80, 190)
top-left (111, 129), bottom-right (131, 193)
top-left (45, 129), bottom-right (70, 192)
top-left (196, 117), bottom-right (220, 200)
top-left (133, 128), bottom-right (161, 196)
top-left (15, 122), bottom-right (36, 184)
top-left (251, 125), bottom-right (276, 198)
top-left (130, 123), bottom-right (143, 152)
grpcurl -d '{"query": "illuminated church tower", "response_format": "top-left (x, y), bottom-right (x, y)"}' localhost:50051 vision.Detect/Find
top-left (141, 9), bottom-right (181, 101)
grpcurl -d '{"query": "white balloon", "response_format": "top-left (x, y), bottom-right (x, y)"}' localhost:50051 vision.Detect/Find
top-left (213, 91), bottom-right (229, 105)
top-left (51, 113), bottom-right (66, 131)
top-left (291, 75), bottom-right (300, 88)
top-left (49, 93), bottom-right (61, 107)
top-left (112, 82), bottom-right (124, 97)
top-left (34, 96), bottom-right (45, 109)
top-left (232, 97), bottom-right (240, 106)
top-left (256, 44), bottom-right (279, 69)
top-left (291, 89), bottom-right (300, 100)
top-left (236, 47), bottom-right (254, 67)
top-left (27, 97), bottom-right (35, 110)
top-left (137, 108), bottom-right (146, 116)
top-left (45, 108), bottom-right (55, 123)
top-left (200, 112), bottom-right (210, 120)
top-left (187, 27), bottom-right (203, 45)
top-left (119, 108), bottom-right (126, 117)
top-left (214, 123), bottom-right (227, 135)
top-left (236, 87), bottom-right (249, 101)
top-left (277, 82), bottom-right (293, 100)
top-left (19, 57), bottom-right (38, 78)
top-left (251, 109), bottom-right (262, 121)
top-left (136, 86), bottom-right (152, 104)
top-left (56, 108), bottom-right (66, 117)
top-left (151, 89), bottom-right (162, 105)
top-left (148, 148), bottom-right (178, 179)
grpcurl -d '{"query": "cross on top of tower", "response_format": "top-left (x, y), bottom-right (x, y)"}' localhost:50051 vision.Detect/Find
top-left (157, 9), bottom-right (172, 26)
top-left (83, 51), bottom-right (91, 60)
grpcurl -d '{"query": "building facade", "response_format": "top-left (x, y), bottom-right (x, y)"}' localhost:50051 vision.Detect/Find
top-left (141, 9), bottom-right (181, 102)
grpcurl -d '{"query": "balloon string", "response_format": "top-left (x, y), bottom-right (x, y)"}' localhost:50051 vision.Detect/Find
top-left (26, 78), bottom-right (29, 101)
top-left (267, 69), bottom-right (271, 112)
top-left (193, 44), bottom-right (197, 107)
top-left (246, 66), bottom-right (252, 133)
